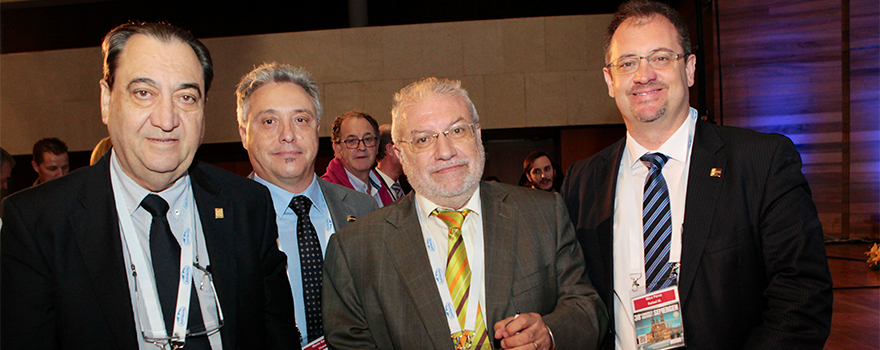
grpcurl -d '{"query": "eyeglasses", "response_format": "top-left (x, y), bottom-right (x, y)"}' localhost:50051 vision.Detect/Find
top-left (336, 136), bottom-right (378, 149)
top-left (605, 51), bottom-right (687, 75)
top-left (134, 262), bottom-right (224, 349)
top-left (398, 123), bottom-right (477, 153)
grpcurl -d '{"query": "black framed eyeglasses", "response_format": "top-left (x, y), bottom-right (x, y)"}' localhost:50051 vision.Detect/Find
top-left (605, 51), bottom-right (688, 75)
top-left (336, 136), bottom-right (378, 149)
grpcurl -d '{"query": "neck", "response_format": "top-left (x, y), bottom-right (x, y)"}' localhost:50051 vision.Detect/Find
top-left (376, 162), bottom-right (402, 181)
top-left (627, 112), bottom-right (688, 150)
top-left (260, 171), bottom-right (313, 195)
top-left (349, 168), bottom-right (371, 186)
top-left (428, 187), bottom-right (476, 210)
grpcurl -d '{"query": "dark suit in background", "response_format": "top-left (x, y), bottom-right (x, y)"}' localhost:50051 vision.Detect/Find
top-left (562, 120), bottom-right (833, 349)
top-left (1, 155), bottom-right (297, 349)
top-left (323, 181), bottom-right (608, 349)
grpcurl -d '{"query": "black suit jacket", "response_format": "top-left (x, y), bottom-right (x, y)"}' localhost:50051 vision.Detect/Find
top-left (561, 120), bottom-right (833, 350)
top-left (1, 153), bottom-right (297, 349)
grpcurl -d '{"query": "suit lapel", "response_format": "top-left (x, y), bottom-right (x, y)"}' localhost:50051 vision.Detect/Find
top-left (381, 196), bottom-right (452, 350)
top-left (69, 155), bottom-right (137, 348)
top-left (480, 183), bottom-right (517, 339)
top-left (317, 178), bottom-right (351, 230)
top-left (189, 163), bottom-right (238, 348)
top-left (600, 140), bottom-right (625, 296)
top-left (679, 121), bottom-right (726, 303)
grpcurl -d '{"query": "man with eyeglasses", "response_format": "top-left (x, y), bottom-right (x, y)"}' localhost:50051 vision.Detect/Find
top-left (322, 110), bottom-right (394, 208)
top-left (236, 62), bottom-right (378, 348)
top-left (1, 23), bottom-right (298, 350)
top-left (323, 77), bottom-right (608, 350)
top-left (561, 1), bottom-right (832, 349)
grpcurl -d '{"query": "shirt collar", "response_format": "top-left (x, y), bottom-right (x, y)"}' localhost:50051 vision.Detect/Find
top-left (253, 173), bottom-right (325, 217)
top-left (625, 107), bottom-right (698, 169)
top-left (110, 149), bottom-right (189, 216)
top-left (414, 187), bottom-right (482, 221)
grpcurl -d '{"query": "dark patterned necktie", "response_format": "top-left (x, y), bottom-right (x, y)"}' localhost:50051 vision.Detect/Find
top-left (640, 153), bottom-right (675, 293)
top-left (141, 194), bottom-right (209, 349)
top-left (289, 195), bottom-right (324, 341)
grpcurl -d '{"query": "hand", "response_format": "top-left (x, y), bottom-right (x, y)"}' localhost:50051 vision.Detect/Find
top-left (493, 312), bottom-right (552, 350)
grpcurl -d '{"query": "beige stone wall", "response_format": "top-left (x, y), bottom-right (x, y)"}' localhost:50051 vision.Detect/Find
top-left (0, 14), bottom-right (616, 154)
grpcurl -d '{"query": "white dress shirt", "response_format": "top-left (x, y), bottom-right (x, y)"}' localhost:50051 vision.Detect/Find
top-left (345, 168), bottom-right (385, 207)
top-left (110, 150), bottom-right (222, 350)
top-left (612, 108), bottom-right (697, 350)
top-left (414, 190), bottom-right (489, 338)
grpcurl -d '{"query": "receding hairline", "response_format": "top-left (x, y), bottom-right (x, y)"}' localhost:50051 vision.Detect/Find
top-left (606, 14), bottom-right (686, 60)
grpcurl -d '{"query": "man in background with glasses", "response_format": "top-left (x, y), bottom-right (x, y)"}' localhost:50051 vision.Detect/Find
top-left (322, 110), bottom-right (395, 208)
top-left (1, 22), bottom-right (297, 350)
top-left (561, 1), bottom-right (832, 349)
top-left (323, 77), bottom-right (608, 350)
top-left (236, 62), bottom-right (378, 348)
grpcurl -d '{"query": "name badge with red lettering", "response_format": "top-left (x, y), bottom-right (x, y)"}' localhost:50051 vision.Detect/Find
top-left (631, 286), bottom-right (685, 350)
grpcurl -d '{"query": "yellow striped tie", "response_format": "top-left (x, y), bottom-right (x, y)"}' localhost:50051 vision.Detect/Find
top-left (433, 209), bottom-right (491, 349)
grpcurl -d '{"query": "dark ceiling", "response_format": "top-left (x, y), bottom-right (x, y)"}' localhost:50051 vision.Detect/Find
top-left (1, 0), bottom-right (631, 54)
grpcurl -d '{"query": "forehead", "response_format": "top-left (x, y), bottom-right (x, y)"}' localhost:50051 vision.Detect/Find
top-left (249, 82), bottom-right (315, 113)
top-left (340, 117), bottom-right (375, 135)
top-left (115, 34), bottom-right (203, 89)
top-left (531, 156), bottom-right (551, 168)
top-left (403, 94), bottom-right (471, 131)
top-left (610, 15), bottom-right (682, 57)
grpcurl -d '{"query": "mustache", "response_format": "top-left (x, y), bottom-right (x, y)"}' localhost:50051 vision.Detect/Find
top-left (426, 158), bottom-right (469, 173)
top-left (627, 81), bottom-right (668, 95)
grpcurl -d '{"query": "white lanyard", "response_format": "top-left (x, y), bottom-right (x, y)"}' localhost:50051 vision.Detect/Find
top-left (624, 110), bottom-right (697, 292)
top-left (423, 214), bottom-right (485, 336)
top-left (115, 183), bottom-right (197, 343)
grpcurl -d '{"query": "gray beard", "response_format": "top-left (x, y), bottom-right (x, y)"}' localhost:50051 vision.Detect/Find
top-left (401, 143), bottom-right (486, 207)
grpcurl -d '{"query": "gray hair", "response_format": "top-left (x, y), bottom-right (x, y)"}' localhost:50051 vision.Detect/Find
top-left (235, 62), bottom-right (322, 126)
top-left (390, 77), bottom-right (479, 143)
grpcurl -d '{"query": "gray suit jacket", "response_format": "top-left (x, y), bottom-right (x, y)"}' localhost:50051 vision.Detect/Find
top-left (323, 181), bottom-right (608, 350)
top-left (316, 177), bottom-right (379, 229)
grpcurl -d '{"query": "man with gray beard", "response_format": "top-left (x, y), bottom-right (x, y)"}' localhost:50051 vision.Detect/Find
top-left (322, 77), bottom-right (608, 350)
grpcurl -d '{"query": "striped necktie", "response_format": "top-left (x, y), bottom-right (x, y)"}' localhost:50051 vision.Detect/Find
top-left (641, 153), bottom-right (675, 293)
top-left (432, 209), bottom-right (490, 350)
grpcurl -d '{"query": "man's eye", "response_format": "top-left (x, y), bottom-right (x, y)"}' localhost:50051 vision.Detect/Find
top-left (134, 90), bottom-right (152, 98)
top-left (450, 127), bottom-right (464, 135)
top-left (414, 136), bottom-right (430, 145)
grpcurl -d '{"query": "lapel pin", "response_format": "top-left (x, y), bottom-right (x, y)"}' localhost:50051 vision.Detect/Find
top-left (346, 215), bottom-right (357, 222)
top-left (710, 168), bottom-right (722, 177)
top-left (215, 208), bottom-right (224, 219)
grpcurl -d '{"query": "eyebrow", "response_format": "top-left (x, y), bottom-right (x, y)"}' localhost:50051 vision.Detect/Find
top-left (409, 117), bottom-right (468, 134)
top-left (126, 78), bottom-right (203, 99)
top-left (255, 108), bottom-right (315, 118)
top-left (615, 48), bottom-right (677, 59)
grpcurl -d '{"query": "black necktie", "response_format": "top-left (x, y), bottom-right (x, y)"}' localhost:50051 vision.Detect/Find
top-left (141, 194), bottom-right (209, 349)
top-left (289, 195), bottom-right (324, 341)
top-left (640, 153), bottom-right (675, 293)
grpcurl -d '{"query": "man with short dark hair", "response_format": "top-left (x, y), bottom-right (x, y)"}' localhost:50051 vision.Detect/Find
top-left (561, 1), bottom-right (833, 349)
top-left (375, 123), bottom-right (411, 200)
top-left (323, 77), bottom-right (608, 350)
top-left (322, 110), bottom-right (394, 207)
top-left (31, 137), bottom-right (70, 186)
top-left (236, 62), bottom-right (378, 347)
top-left (2, 22), bottom-right (297, 350)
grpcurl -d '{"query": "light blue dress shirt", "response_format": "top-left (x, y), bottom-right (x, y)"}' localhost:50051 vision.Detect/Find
top-left (253, 174), bottom-right (334, 347)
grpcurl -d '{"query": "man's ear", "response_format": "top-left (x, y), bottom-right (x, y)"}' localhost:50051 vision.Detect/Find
top-left (100, 80), bottom-right (112, 125)
top-left (603, 67), bottom-right (616, 98)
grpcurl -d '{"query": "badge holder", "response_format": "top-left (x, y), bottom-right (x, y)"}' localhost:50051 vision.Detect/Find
top-left (631, 286), bottom-right (685, 350)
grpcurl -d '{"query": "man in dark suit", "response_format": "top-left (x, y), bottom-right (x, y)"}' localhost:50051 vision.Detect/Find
top-left (236, 62), bottom-right (378, 347)
top-left (1, 22), bottom-right (297, 350)
top-left (561, 1), bottom-right (833, 349)
top-left (323, 77), bottom-right (608, 350)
